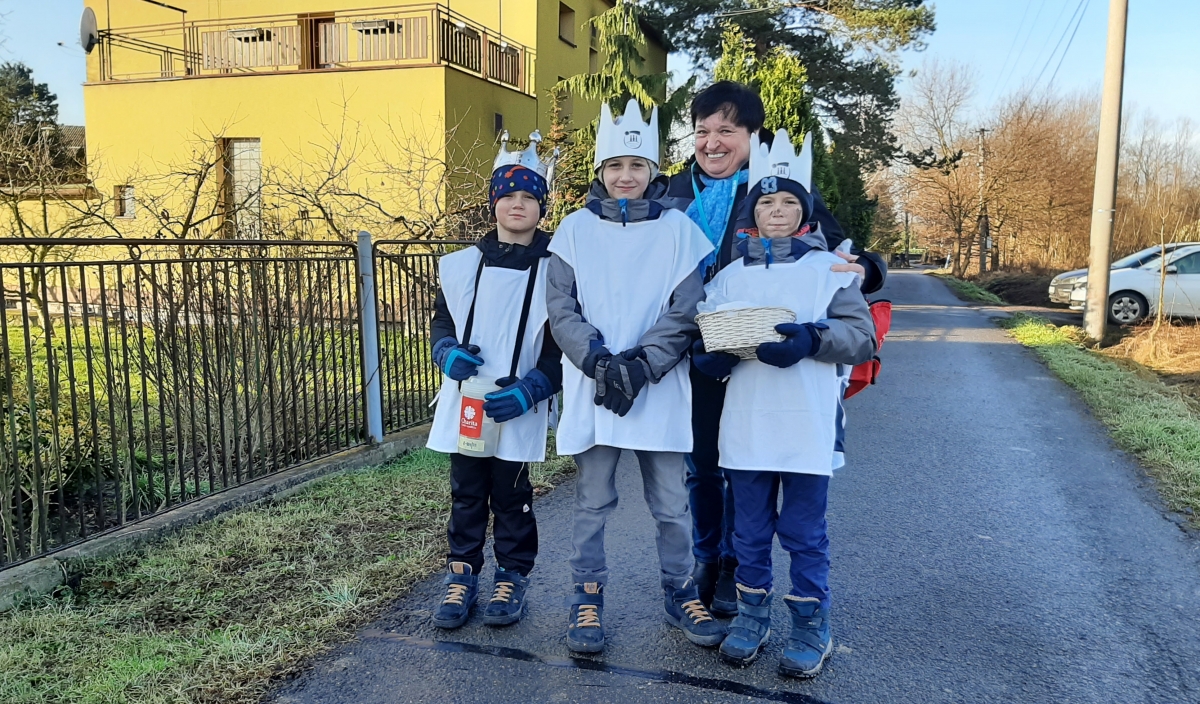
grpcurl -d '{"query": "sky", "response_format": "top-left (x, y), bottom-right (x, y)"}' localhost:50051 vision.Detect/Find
top-left (2, 1), bottom-right (1198, 127)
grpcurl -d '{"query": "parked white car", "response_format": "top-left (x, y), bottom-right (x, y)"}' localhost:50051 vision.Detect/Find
top-left (1054, 244), bottom-right (1200, 324)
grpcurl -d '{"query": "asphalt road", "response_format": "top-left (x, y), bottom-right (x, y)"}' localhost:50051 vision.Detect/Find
top-left (273, 270), bottom-right (1200, 704)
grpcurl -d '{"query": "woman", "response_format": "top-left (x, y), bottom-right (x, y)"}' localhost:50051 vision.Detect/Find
top-left (663, 81), bottom-right (887, 618)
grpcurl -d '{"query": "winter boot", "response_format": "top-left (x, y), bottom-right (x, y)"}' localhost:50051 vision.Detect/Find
top-left (693, 560), bottom-right (720, 607)
top-left (710, 556), bottom-right (739, 619)
top-left (566, 582), bottom-right (605, 653)
top-left (779, 596), bottom-right (832, 678)
top-left (431, 561), bottom-right (478, 629)
top-left (718, 584), bottom-right (772, 666)
top-left (664, 579), bottom-right (727, 647)
top-left (482, 567), bottom-right (530, 627)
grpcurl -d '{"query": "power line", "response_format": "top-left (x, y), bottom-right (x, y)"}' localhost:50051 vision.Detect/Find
top-left (1033, 0), bottom-right (1090, 90)
top-left (989, 0), bottom-right (1035, 104)
top-left (1026, 0), bottom-right (1080, 90)
top-left (1046, 0), bottom-right (1093, 87)
top-left (996, 0), bottom-right (1051, 98)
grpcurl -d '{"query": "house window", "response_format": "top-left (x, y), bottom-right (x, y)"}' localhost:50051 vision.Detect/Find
top-left (299, 14), bottom-right (339, 69)
top-left (558, 4), bottom-right (576, 45)
top-left (494, 113), bottom-right (504, 136)
top-left (114, 185), bottom-right (135, 218)
top-left (222, 138), bottom-right (262, 238)
top-left (589, 49), bottom-right (599, 74)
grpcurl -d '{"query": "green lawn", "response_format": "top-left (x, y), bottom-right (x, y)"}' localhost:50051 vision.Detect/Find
top-left (0, 444), bottom-right (575, 704)
top-left (1001, 314), bottom-right (1200, 517)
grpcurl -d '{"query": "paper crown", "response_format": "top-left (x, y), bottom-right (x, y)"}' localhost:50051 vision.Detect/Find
top-left (748, 129), bottom-right (813, 193)
top-left (594, 99), bottom-right (660, 170)
top-left (493, 130), bottom-right (558, 183)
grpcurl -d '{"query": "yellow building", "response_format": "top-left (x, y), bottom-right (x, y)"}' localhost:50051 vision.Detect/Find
top-left (77, 0), bottom-right (667, 240)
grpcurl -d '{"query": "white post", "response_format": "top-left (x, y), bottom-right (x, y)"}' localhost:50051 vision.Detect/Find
top-left (357, 230), bottom-right (385, 444)
top-left (1083, 0), bottom-right (1130, 341)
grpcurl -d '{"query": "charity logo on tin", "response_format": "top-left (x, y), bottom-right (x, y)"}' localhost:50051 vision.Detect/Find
top-left (460, 397), bottom-right (483, 439)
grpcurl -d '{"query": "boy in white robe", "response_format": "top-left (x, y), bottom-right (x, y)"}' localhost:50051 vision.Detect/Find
top-left (426, 133), bottom-right (561, 629)
top-left (545, 100), bottom-right (726, 653)
top-left (691, 131), bottom-right (876, 677)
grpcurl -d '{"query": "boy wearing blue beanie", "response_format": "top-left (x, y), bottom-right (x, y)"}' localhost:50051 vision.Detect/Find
top-left (425, 131), bottom-right (561, 629)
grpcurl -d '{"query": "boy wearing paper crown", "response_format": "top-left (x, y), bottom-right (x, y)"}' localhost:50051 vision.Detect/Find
top-left (545, 100), bottom-right (725, 653)
top-left (691, 130), bottom-right (876, 677)
top-left (425, 132), bottom-right (562, 629)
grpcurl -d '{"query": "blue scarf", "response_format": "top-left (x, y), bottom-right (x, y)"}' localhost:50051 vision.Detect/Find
top-left (685, 165), bottom-right (748, 273)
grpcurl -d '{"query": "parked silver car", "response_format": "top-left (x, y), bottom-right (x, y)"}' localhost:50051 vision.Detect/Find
top-left (1052, 243), bottom-right (1200, 324)
top-left (1048, 243), bottom-right (1200, 308)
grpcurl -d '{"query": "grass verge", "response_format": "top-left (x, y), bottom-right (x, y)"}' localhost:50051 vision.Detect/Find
top-left (927, 271), bottom-right (1007, 305)
top-left (1000, 313), bottom-right (1200, 518)
top-left (0, 442), bottom-right (575, 704)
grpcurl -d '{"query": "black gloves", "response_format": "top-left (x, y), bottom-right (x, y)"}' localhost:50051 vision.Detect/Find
top-left (593, 347), bottom-right (648, 417)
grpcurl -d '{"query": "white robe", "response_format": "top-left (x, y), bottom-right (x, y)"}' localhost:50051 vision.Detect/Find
top-left (426, 247), bottom-right (551, 462)
top-left (548, 207), bottom-right (713, 456)
top-left (706, 251), bottom-right (858, 475)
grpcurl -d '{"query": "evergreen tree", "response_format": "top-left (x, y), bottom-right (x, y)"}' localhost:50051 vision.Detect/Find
top-left (648, 0), bottom-right (935, 169)
top-left (0, 62), bottom-right (59, 127)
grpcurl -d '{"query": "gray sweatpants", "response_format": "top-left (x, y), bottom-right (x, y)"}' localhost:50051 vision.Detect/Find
top-left (570, 445), bottom-right (694, 589)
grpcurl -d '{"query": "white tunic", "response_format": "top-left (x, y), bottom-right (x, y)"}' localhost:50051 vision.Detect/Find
top-left (548, 207), bottom-right (713, 456)
top-left (708, 251), bottom-right (858, 475)
top-left (427, 246), bottom-right (551, 462)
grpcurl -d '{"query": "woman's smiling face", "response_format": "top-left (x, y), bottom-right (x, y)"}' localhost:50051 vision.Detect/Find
top-left (693, 111), bottom-right (752, 179)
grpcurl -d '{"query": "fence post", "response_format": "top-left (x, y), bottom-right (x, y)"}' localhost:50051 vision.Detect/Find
top-left (356, 230), bottom-right (385, 444)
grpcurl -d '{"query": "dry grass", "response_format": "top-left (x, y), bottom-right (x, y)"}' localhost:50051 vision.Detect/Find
top-left (1106, 322), bottom-right (1200, 376)
top-left (0, 441), bottom-right (575, 704)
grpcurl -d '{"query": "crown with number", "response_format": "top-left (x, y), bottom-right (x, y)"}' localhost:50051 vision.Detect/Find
top-left (594, 99), bottom-right (660, 170)
top-left (493, 130), bottom-right (558, 183)
top-left (749, 129), bottom-right (814, 194)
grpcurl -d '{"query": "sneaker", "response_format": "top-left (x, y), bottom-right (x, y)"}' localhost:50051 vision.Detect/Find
top-left (483, 568), bottom-right (530, 627)
top-left (431, 562), bottom-right (478, 629)
top-left (711, 556), bottom-right (739, 619)
top-left (664, 579), bottom-right (727, 647)
top-left (693, 560), bottom-right (719, 607)
top-left (566, 582), bottom-right (605, 653)
top-left (719, 583), bottom-right (772, 666)
top-left (779, 596), bottom-right (832, 678)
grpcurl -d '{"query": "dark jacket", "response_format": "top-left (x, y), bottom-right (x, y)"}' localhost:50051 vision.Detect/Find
top-left (663, 163), bottom-right (887, 294)
top-left (431, 229), bottom-right (563, 390)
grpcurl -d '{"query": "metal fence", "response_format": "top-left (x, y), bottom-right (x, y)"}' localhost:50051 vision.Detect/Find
top-left (0, 238), bottom-right (372, 569)
top-left (373, 240), bottom-right (472, 434)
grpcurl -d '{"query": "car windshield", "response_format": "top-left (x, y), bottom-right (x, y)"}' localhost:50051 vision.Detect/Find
top-left (1112, 246), bottom-right (1162, 269)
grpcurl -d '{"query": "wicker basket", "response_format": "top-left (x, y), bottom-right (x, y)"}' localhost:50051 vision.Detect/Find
top-left (696, 307), bottom-right (797, 359)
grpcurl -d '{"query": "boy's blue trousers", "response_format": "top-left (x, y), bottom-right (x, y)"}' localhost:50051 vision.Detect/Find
top-left (728, 469), bottom-right (831, 605)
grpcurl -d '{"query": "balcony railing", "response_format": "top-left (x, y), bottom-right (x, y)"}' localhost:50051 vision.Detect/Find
top-left (92, 4), bottom-right (534, 95)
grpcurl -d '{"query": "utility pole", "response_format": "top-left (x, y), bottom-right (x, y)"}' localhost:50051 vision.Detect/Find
top-left (977, 128), bottom-right (990, 276)
top-left (1084, 0), bottom-right (1130, 341)
top-left (904, 211), bottom-right (912, 268)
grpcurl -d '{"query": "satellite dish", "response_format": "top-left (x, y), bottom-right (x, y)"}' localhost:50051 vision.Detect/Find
top-left (80, 7), bottom-right (99, 54)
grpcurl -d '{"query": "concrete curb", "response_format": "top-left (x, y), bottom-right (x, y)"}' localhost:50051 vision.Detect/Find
top-left (0, 424), bottom-right (430, 612)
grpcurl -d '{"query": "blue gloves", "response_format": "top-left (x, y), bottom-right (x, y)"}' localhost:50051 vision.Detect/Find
top-left (594, 347), bottom-right (648, 417)
top-left (483, 370), bottom-right (555, 423)
top-left (691, 339), bottom-right (740, 379)
top-left (755, 323), bottom-right (822, 369)
top-left (581, 339), bottom-right (612, 379)
top-left (433, 336), bottom-right (484, 381)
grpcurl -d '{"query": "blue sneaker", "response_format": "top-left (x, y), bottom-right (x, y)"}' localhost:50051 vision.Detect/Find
top-left (431, 562), bottom-right (478, 629)
top-left (566, 582), bottom-right (605, 653)
top-left (779, 596), bottom-right (832, 678)
top-left (664, 579), bottom-right (727, 647)
top-left (719, 584), bottom-right (772, 666)
top-left (483, 568), bottom-right (530, 626)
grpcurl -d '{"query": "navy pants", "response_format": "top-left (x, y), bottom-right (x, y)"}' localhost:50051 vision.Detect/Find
top-left (687, 368), bottom-right (737, 564)
top-left (728, 469), bottom-right (830, 605)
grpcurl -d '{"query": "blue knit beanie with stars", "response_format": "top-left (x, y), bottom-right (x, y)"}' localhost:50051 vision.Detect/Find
top-left (489, 166), bottom-right (549, 218)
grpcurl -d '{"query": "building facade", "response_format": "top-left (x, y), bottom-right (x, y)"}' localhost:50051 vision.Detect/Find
top-left (80, 0), bottom-right (667, 239)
